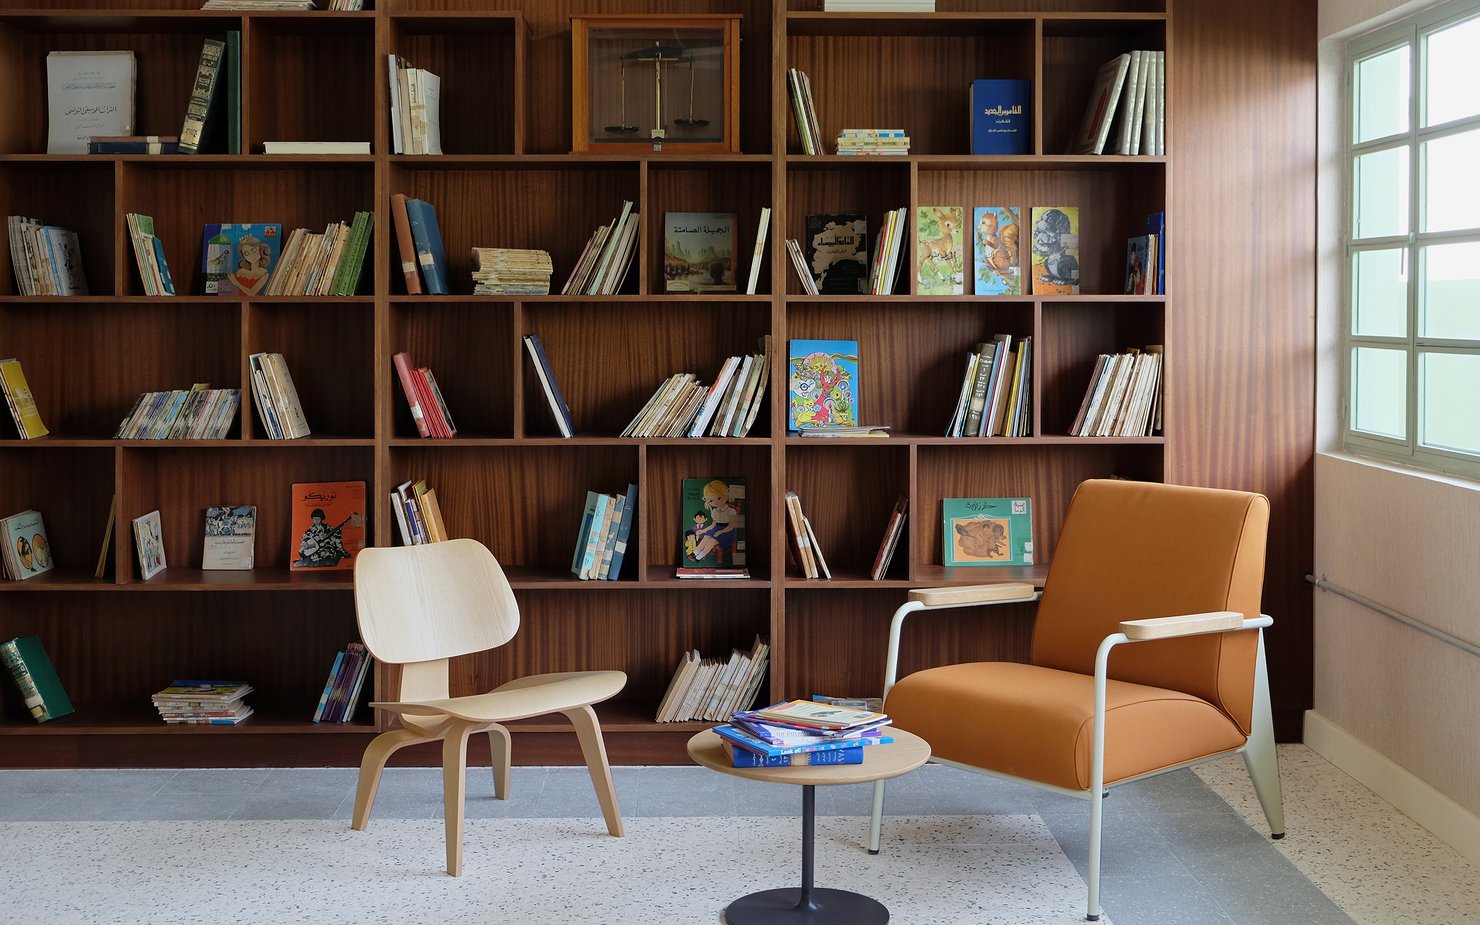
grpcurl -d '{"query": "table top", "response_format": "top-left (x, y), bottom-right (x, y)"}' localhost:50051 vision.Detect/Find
top-left (687, 728), bottom-right (931, 786)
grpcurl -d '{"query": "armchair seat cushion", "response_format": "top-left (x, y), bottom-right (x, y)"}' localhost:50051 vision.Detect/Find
top-left (886, 661), bottom-right (1246, 791)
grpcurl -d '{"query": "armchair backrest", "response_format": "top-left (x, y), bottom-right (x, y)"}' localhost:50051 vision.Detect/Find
top-left (1030, 479), bottom-right (1269, 733)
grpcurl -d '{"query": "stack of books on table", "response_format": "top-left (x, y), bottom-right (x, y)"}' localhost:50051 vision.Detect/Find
top-left (471, 247), bottom-right (553, 295)
top-left (391, 479), bottom-right (449, 545)
top-left (946, 334), bottom-right (1032, 438)
top-left (247, 352), bottom-right (310, 439)
top-left (622, 337), bottom-right (771, 439)
top-left (1069, 346), bottom-right (1163, 437)
top-left (570, 483), bottom-right (637, 581)
top-left (152, 680), bottom-right (254, 725)
top-left (114, 386), bottom-right (240, 439)
top-left (312, 642), bottom-right (372, 724)
top-left (835, 129), bottom-right (910, 156)
top-left (562, 201), bottom-right (639, 295)
top-left (713, 698), bottom-right (892, 767)
top-left (655, 636), bottom-right (770, 722)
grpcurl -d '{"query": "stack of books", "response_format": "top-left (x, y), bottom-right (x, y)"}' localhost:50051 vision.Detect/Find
top-left (202, 1), bottom-right (313, 8)
top-left (570, 484), bottom-right (637, 581)
top-left (114, 386), bottom-right (240, 440)
top-left (391, 479), bottom-right (450, 546)
top-left (622, 338), bottom-right (771, 439)
top-left (264, 213), bottom-right (373, 296)
top-left (869, 206), bottom-right (909, 294)
top-left (523, 334), bottom-right (574, 438)
top-left (0, 357), bottom-right (49, 439)
top-left (1072, 50), bottom-right (1166, 156)
top-left (655, 636), bottom-right (769, 722)
top-left (835, 129), bottom-right (910, 156)
top-left (783, 491), bottom-right (831, 579)
top-left (946, 335), bottom-right (1033, 438)
top-left (313, 642), bottom-right (372, 724)
top-left (1069, 346), bottom-right (1163, 437)
top-left (7, 215), bottom-right (88, 295)
top-left (387, 56), bottom-right (442, 155)
top-left (471, 247), bottom-right (553, 295)
top-left (786, 68), bottom-right (823, 155)
top-left (562, 201), bottom-right (640, 295)
top-left (247, 352), bottom-right (311, 439)
top-left (152, 680), bottom-right (254, 725)
top-left (125, 214), bottom-right (175, 296)
top-left (1, 510), bottom-right (52, 581)
top-left (714, 698), bottom-right (893, 767)
top-left (88, 134), bottom-right (177, 154)
top-left (393, 351), bottom-right (457, 439)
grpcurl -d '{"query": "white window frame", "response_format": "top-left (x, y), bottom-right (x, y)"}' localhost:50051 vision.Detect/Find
top-left (1343, 0), bottom-right (1480, 480)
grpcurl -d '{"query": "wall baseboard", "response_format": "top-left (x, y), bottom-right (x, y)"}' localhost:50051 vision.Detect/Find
top-left (1304, 710), bottom-right (1480, 867)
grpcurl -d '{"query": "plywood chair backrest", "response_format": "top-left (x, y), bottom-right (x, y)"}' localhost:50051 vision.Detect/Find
top-left (1030, 479), bottom-right (1269, 733)
top-left (354, 539), bottom-right (521, 666)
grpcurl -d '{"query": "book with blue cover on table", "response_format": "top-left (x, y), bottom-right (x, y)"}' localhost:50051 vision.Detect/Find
top-left (714, 722), bottom-right (893, 758)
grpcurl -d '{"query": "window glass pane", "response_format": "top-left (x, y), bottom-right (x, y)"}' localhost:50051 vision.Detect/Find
top-left (1353, 248), bottom-right (1409, 337)
top-left (1354, 146), bottom-right (1409, 238)
top-left (1424, 15), bottom-right (1480, 127)
top-left (1420, 352), bottom-right (1480, 455)
top-left (1356, 45), bottom-right (1410, 142)
top-left (1421, 241), bottom-right (1480, 339)
top-left (1352, 347), bottom-right (1408, 439)
top-left (1423, 129), bottom-right (1480, 233)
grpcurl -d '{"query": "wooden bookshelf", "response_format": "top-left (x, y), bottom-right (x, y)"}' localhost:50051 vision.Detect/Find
top-left (0, 0), bottom-right (1319, 765)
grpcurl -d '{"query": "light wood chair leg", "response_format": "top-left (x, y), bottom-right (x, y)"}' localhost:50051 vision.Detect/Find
top-left (564, 704), bottom-right (623, 837)
top-left (486, 723), bottom-right (511, 800)
top-left (352, 727), bottom-right (423, 831)
top-left (443, 722), bottom-right (475, 877)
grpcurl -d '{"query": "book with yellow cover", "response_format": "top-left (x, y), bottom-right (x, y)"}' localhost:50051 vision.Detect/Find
top-left (290, 481), bottom-right (366, 570)
top-left (0, 358), bottom-right (49, 439)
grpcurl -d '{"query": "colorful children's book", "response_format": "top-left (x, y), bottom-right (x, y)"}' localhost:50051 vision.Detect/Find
top-left (805, 213), bottom-right (868, 294)
top-left (725, 741), bottom-right (865, 767)
top-left (1030, 207), bottom-right (1080, 295)
top-left (0, 357), bottom-right (49, 439)
top-left (663, 211), bottom-right (737, 293)
top-left (973, 206), bottom-right (1021, 295)
top-left (941, 497), bottom-right (1034, 567)
top-left (916, 206), bottom-right (965, 295)
top-left (713, 723), bottom-right (892, 758)
top-left (131, 509), bottom-right (167, 580)
top-left (678, 477), bottom-right (747, 578)
top-left (970, 79), bottom-right (1030, 155)
top-left (202, 504), bottom-right (256, 570)
top-left (202, 223), bottom-right (282, 295)
top-left (788, 339), bottom-right (859, 431)
top-left (290, 481), bottom-right (366, 571)
top-left (1, 510), bottom-right (53, 581)
top-left (0, 635), bottom-right (74, 722)
top-left (1125, 234), bottom-right (1152, 294)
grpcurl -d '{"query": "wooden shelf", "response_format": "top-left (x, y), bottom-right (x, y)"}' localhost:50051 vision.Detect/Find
top-left (0, 703), bottom-right (375, 736)
top-left (124, 569), bottom-right (354, 591)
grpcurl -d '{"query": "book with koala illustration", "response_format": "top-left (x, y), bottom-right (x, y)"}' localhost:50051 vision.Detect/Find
top-left (916, 206), bottom-right (965, 295)
top-left (942, 497), bottom-right (1033, 567)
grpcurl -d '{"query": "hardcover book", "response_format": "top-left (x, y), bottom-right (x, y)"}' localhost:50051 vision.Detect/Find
top-left (805, 214), bottom-right (868, 294)
top-left (290, 481), bottom-right (366, 571)
top-left (404, 198), bottom-right (450, 295)
top-left (916, 206), bottom-right (965, 295)
top-left (1070, 53), bottom-right (1131, 155)
top-left (970, 79), bottom-right (1030, 155)
top-left (1125, 234), bottom-right (1152, 295)
top-left (46, 51), bottom-right (135, 154)
top-left (973, 206), bottom-right (1021, 296)
top-left (202, 505), bottom-right (256, 570)
top-left (678, 477), bottom-right (747, 578)
top-left (132, 509), bottom-right (167, 580)
top-left (663, 212), bottom-right (737, 293)
top-left (1146, 211), bottom-right (1166, 294)
top-left (788, 339), bottom-right (859, 431)
top-left (179, 39), bottom-right (226, 155)
top-left (942, 497), bottom-right (1034, 567)
top-left (1, 510), bottom-right (53, 581)
top-left (0, 636), bottom-right (74, 723)
top-left (0, 358), bottom-right (49, 439)
top-left (202, 223), bottom-right (282, 296)
top-left (1030, 207), bottom-right (1080, 295)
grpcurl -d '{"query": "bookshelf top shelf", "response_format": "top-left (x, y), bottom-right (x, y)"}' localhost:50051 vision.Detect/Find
top-left (0, 10), bottom-right (375, 34)
top-left (785, 155), bottom-right (1168, 169)
top-left (785, 10), bottom-right (1165, 37)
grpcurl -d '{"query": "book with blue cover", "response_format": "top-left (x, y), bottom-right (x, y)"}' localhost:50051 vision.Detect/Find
top-left (607, 481), bottom-right (638, 581)
top-left (727, 742), bottom-right (865, 767)
top-left (788, 339), bottom-right (859, 431)
top-left (970, 79), bottom-right (1030, 155)
top-left (522, 333), bottom-right (574, 438)
top-left (942, 497), bottom-right (1034, 567)
top-left (405, 197), bottom-right (449, 294)
top-left (714, 722), bottom-right (892, 758)
top-left (1146, 211), bottom-right (1166, 294)
top-left (973, 206), bottom-right (1020, 295)
top-left (202, 223), bottom-right (282, 296)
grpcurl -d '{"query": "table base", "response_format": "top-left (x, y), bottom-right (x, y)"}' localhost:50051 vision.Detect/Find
top-left (725, 887), bottom-right (888, 924)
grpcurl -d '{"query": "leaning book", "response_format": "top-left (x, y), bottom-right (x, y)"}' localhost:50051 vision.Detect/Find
top-left (0, 636), bottom-right (74, 723)
top-left (677, 477), bottom-right (748, 578)
top-left (2, 509), bottom-right (54, 581)
top-left (941, 497), bottom-right (1034, 567)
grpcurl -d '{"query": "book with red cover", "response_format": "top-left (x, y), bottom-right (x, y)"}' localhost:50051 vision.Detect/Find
top-left (290, 481), bottom-right (366, 571)
top-left (390, 193), bottom-right (422, 295)
top-left (392, 351), bottom-right (431, 437)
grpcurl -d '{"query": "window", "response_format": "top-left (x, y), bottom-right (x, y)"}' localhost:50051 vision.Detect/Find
top-left (1345, 0), bottom-right (1480, 478)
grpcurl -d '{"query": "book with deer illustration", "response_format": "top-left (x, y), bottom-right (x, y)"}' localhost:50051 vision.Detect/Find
top-left (973, 206), bottom-right (1021, 295)
top-left (916, 206), bottom-right (965, 295)
top-left (290, 481), bottom-right (366, 571)
top-left (804, 213), bottom-right (868, 294)
top-left (788, 339), bottom-right (859, 431)
top-left (677, 477), bottom-right (748, 579)
top-left (1030, 207), bottom-right (1080, 295)
top-left (663, 212), bottom-right (737, 293)
top-left (941, 497), bottom-right (1033, 567)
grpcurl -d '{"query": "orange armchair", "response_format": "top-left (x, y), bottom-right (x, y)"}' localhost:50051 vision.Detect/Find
top-left (869, 479), bottom-right (1284, 921)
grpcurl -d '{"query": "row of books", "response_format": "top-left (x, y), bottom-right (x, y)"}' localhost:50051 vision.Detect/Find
top-left (126, 214), bottom-right (176, 296)
top-left (263, 214), bottom-right (373, 297)
top-left (869, 206), bottom-right (910, 294)
top-left (783, 491), bottom-right (830, 579)
top-left (786, 68), bottom-right (824, 155)
top-left (1, 510), bottom-right (51, 581)
top-left (1070, 347), bottom-right (1164, 438)
top-left (313, 642), bottom-right (372, 724)
top-left (7, 216), bottom-right (87, 296)
top-left (393, 351), bottom-right (458, 439)
top-left (392, 478), bottom-right (450, 546)
top-left (621, 338), bottom-right (771, 439)
top-left (824, 0), bottom-right (935, 9)
top-left (1074, 50), bottom-right (1167, 156)
top-left (1130, 211), bottom-right (1166, 296)
top-left (391, 194), bottom-right (450, 295)
top-left (523, 333), bottom-right (574, 438)
top-left (472, 247), bottom-right (553, 295)
top-left (715, 698), bottom-right (893, 767)
top-left (946, 335), bottom-right (1033, 438)
top-left (152, 680), bottom-right (254, 726)
top-left (655, 635), bottom-right (769, 723)
top-left (0, 357), bottom-right (48, 439)
top-left (836, 128), bottom-right (910, 156)
top-left (562, 201), bottom-right (640, 296)
top-left (248, 352), bottom-right (311, 440)
top-left (114, 386), bottom-right (241, 440)
top-left (387, 56), bottom-right (443, 155)
top-left (1, 636), bottom-right (74, 723)
top-left (571, 484), bottom-right (637, 581)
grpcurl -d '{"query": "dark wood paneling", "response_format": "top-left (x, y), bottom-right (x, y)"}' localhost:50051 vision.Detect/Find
top-left (1039, 300), bottom-right (1163, 434)
top-left (390, 20), bottom-right (518, 155)
top-left (246, 22), bottom-right (375, 151)
top-left (785, 444), bottom-right (909, 578)
top-left (246, 302), bottom-right (376, 439)
top-left (389, 301), bottom-right (515, 438)
top-left (0, 164), bottom-right (114, 295)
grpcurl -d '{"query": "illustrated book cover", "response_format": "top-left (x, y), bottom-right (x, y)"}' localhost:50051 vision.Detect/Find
top-left (202, 505), bottom-right (256, 570)
top-left (805, 214), bottom-right (868, 294)
top-left (132, 509), bottom-right (167, 580)
top-left (1, 510), bottom-right (53, 581)
top-left (973, 206), bottom-right (1021, 296)
top-left (290, 481), bottom-right (366, 571)
top-left (941, 497), bottom-right (1034, 567)
top-left (678, 477), bottom-right (748, 578)
top-left (663, 212), bottom-right (737, 293)
top-left (1030, 207), bottom-right (1080, 295)
top-left (46, 51), bottom-right (135, 154)
top-left (1125, 234), bottom-right (1152, 295)
top-left (1, 636), bottom-right (74, 723)
top-left (970, 79), bottom-right (1030, 155)
top-left (202, 223), bottom-right (282, 296)
top-left (788, 339), bottom-right (859, 431)
top-left (916, 206), bottom-right (965, 295)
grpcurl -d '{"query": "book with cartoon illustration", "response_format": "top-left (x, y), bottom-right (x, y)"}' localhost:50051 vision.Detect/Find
top-left (973, 206), bottom-right (1021, 296)
top-left (916, 206), bottom-right (965, 295)
top-left (805, 213), bottom-right (868, 294)
top-left (290, 481), bottom-right (365, 571)
top-left (202, 504), bottom-right (256, 570)
top-left (788, 339), bottom-right (859, 431)
top-left (131, 509), bottom-right (167, 580)
top-left (664, 212), bottom-right (737, 293)
top-left (677, 477), bottom-right (748, 578)
top-left (942, 497), bottom-right (1033, 567)
top-left (1030, 207), bottom-right (1080, 295)
top-left (202, 223), bottom-right (282, 296)
top-left (1, 510), bottom-right (53, 581)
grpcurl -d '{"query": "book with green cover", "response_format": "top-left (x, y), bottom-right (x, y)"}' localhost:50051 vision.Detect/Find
top-left (941, 497), bottom-right (1034, 567)
top-left (678, 477), bottom-right (748, 578)
top-left (1, 636), bottom-right (74, 723)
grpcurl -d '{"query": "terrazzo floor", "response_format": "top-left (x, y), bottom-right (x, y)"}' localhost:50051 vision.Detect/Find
top-left (0, 744), bottom-right (1472, 924)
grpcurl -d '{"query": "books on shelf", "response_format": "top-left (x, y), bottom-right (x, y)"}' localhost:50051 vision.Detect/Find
top-left (805, 213), bottom-right (868, 294)
top-left (916, 206), bottom-right (965, 295)
top-left (621, 336), bottom-right (770, 440)
top-left (313, 642), bottom-right (372, 724)
top-left (1146, 211), bottom-right (1166, 295)
top-left (655, 635), bottom-right (769, 723)
top-left (785, 239), bottom-right (818, 294)
top-left (391, 479), bottom-right (450, 546)
top-left (1071, 53), bottom-right (1132, 155)
top-left (868, 206), bottom-right (908, 295)
top-left (1069, 345), bottom-right (1164, 437)
top-left (942, 497), bottom-right (1034, 567)
top-left (788, 339), bottom-right (860, 431)
top-left (262, 141), bottom-right (371, 155)
top-left (1029, 207), bottom-right (1080, 295)
top-left (132, 509), bottom-right (167, 580)
top-left (745, 206), bottom-right (771, 296)
top-left (834, 128), bottom-right (910, 156)
top-left (562, 201), bottom-right (640, 296)
top-left (870, 494), bottom-right (908, 580)
top-left (973, 206), bottom-right (1021, 296)
top-left (291, 481), bottom-right (365, 570)
top-left (125, 213), bottom-right (174, 296)
top-left (970, 79), bottom-right (1029, 155)
top-left (202, 505), bottom-right (256, 570)
top-left (0, 357), bottom-right (49, 439)
top-left (400, 197), bottom-right (450, 295)
top-left (248, 352), bottom-right (311, 440)
top-left (1, 636), bottom-right (74, 723)
top-left (8, 215), bottom-right (89, 296)
top-left (663, 212), bottom-right (737, 293)
top-left (46, 51), bottom-right (134, 154)
top-left (180, 38), bottom-right (226, 155)
top-left (114, 385), bottom-right (240, 440)
top-left (1125, 233), bottom-right (1157, 295)
top-left (87, 134), bottom-right (177, 155)
top-left (786, 68), bottom-right (823, 155)
top-left (202, 1), bottom-right (315, 8)
top-left (472, 247), bottom-right (553, 295)
top-left (947, 334), bottom-right (1032, 438)
top-left (783, 490), bottom-right (830, 580)
top-left (151, 680), bottom-right (253, 725)
top-left (677, 477), bottom-right (748, 579)
top-left (1072, 50), bottom-right (1168, 157)
top-left (1, 510), bottom-right (53, 581)
top-left (824, 0), bottom-right (935, 9)
top-left (570, 482), bottom-right (637, 580)
top-left (387, 56), bottom-right (443, 155)
top-left (261, 213), bottom-right (373, 296)
top-left (522, 334), bottom-right (575, 438)
top-left (203, 223), bottom-right (280, 295)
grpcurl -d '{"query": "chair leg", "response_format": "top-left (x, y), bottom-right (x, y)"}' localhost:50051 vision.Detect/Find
top-left (563, 704), bottom-right (623, 837)
top-left (442, 722), bottom-right (475, 877)
top-left (1086, 785), bottom-right (1105, 921)
top-left (1244, 628), bottom-right (1286, 837)
top-left (868, 779), bottom-right (887, 854)
top-left (485, 723), bottom-right (511, 800)
top-left (351, 727), bottom-right (423, 831)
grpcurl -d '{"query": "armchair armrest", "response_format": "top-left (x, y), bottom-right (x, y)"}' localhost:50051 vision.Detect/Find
top-left (1118, 611), bottom-right (1243, 640)
top-left (908, 582), bottom-right (1037, 608)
